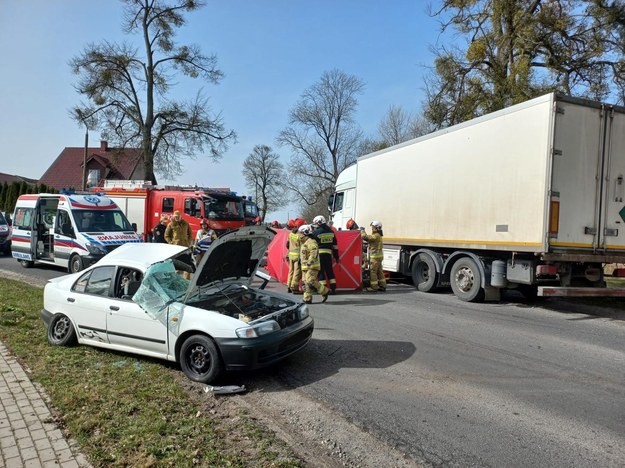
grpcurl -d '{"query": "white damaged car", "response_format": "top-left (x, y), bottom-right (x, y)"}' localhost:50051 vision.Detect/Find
top-left (40, 226), bottom-right (314, 383)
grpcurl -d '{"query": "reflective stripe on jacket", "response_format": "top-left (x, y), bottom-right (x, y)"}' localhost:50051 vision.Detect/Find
top-left (313, 224), bottom-right (339, 259)
top-left (300, 238), bottom-right (321, 271)
top-left (362, 232), bottom-right (383, 260)
top-left (287, 232), bottom-right (301, 260)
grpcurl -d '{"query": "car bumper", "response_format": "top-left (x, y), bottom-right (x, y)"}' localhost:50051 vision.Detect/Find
top-left (0, 234), bottom-right (10, 249)
top-left (215, 317), bottom-right (314, 371)
top-left (40, 308), bottom-right (53, 328)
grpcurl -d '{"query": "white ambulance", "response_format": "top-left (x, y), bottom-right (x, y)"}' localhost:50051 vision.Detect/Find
top-left (11, 192), bottom-right (142, 272)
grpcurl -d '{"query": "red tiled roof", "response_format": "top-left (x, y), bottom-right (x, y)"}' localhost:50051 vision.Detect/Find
top-left (39, 141), bottom-right (148, 191)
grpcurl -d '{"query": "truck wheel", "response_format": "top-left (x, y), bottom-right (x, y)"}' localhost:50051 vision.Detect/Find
top-left (412, 253), bottom-right (438, 292)
top-left (47, 314), bottom-right (77, 346)
top-left (450, 257), bottom-right (484, 302)
top-left (19, 259), bottom-right (34, 268)
top-left (68, 254), bottom-right (83, 273)
top-left (179, 335), bottom-right (223, 384)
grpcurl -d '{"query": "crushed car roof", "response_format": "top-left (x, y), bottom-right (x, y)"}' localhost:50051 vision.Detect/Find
top-left (95, 243), bottom-right (188, 270)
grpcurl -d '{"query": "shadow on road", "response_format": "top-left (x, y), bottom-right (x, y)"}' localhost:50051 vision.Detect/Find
top-left (230, 338), bottom-right (416, 391)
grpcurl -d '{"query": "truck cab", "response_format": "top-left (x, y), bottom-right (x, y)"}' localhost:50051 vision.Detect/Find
top-left (96, 181), bottom-right (246, 241)
top-left (153, 190), bottom-right (245, 237)
top-left (242, 197), bottom-right (261, 225)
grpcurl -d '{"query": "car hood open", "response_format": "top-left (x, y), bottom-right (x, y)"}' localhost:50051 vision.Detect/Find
top-left (134, 226), bottom-right (274, 323)
top-left (188, 225), bottom-right (274, 292)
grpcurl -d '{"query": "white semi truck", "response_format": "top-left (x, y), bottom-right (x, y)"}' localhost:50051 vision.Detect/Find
top-left (329, 93), bottom-right (625, 301)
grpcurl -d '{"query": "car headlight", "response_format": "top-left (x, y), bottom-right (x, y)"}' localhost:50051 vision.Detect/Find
top-left (235, 320), bottom-right (280, 338)
top-left (0, 225), bottom-right (7, 233)
top-left (298, 303), bottom-right (309, 320)
top-left (85, 242), bottom-right (107, 255)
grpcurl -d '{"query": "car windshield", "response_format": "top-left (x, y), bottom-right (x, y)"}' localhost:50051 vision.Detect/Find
top-left (204, 196), bottom-right (243, 221)
top-left (134, 259), bottom-right (189, 322)
top-left (0, 212), bottom-right (5, 224)
top-left (73, 209), bottom-right (133, 232)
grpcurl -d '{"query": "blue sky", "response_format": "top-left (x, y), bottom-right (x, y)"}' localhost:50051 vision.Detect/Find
top-left (0, 0), bottom-right (446, 220)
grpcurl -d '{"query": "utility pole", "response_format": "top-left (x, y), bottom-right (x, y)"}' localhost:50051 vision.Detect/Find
top-left (82, 124), bottom-right (89, 191)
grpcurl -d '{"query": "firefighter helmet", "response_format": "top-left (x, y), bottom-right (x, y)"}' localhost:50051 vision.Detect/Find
top-left (370, 220), bottom-right (382, 229)
top-left (298, 224), bottom-right (312, 235)
top-left (313, 215), bottom-right (326, 226)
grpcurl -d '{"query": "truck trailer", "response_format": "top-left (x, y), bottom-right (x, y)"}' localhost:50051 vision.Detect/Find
top-left (329, 93), bottom-right (625, 301)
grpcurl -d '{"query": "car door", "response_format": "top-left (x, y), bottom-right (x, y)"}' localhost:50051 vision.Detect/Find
top-left (105, 267), bottom-right (169, 356)
top-left (68, 266), bottom-right (115, 344)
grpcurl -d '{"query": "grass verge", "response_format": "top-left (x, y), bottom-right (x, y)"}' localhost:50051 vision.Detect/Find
top-left (0, 278), bottom-right (302, 467)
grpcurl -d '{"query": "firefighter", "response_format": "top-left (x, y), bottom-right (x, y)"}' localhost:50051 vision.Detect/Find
top-left (312, 215), bottom-right (340, 294)
top-left (165, 210), bottom-right (193, 279)
top-left (299, 224), bottom-right (330, 304)
top-left (286, 219), bottom-right (304, 294)
top-left (361, 220), bottom-right (386, 292)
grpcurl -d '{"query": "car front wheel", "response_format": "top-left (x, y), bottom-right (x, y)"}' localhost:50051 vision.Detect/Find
top-left (47, 314), bottom-right (77, 346)
top-left (179, 335), bottom-right (223, 383)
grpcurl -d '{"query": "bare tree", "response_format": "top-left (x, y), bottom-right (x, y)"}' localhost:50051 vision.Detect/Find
top-left (242, 145), bottom-right (287, 222)
top-left (377, 105), bottom-right (430, 147)
top-left (277, 69), bottom-right (365, 210)
top-left (70, 0), bottom-right (236, 183)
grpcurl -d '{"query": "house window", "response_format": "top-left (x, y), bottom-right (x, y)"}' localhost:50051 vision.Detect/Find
top-left (162, 198), bottom-right (174, 213)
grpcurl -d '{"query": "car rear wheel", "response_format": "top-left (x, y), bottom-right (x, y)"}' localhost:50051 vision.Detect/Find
top-left (47, 314), bottom-right (77, 346)
top-left (179, 335), bottom-right (223, 384)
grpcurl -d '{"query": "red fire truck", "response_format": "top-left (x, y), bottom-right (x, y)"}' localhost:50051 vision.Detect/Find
top-left (93, 180), bottom-right (248, 241)
top-left (241, 196), bottom-right (261, 225)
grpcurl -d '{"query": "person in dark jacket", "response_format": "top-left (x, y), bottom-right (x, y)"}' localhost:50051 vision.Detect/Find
top-left (152, 216), bottom-right (168, 243)
top-left (312, 215), bottom-right (340, 294)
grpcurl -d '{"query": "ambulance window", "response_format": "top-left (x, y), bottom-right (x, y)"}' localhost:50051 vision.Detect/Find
top-left (13, 208), bottom-right (33, 229)
top-left (55, 211), bottom-right (74, 237)
top-left (162, 198), bottom-right (174, 213)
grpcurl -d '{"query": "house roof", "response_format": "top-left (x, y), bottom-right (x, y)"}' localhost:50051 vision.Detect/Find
top-left (0, 173), bottom-right (38, 185)
top-left (39, 141), bottom-right (145, 191)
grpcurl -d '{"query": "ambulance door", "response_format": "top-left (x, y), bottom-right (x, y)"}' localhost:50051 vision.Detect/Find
top-left (53, 209), bottom-right (75, 268)
top-left (11, 205), bottom-right (36, 262)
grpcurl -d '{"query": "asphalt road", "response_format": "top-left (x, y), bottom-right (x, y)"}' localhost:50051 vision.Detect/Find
top-left (248, 281), bottom-right (625, 467)
top-left (3, 253), bottom-right (625, 467)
